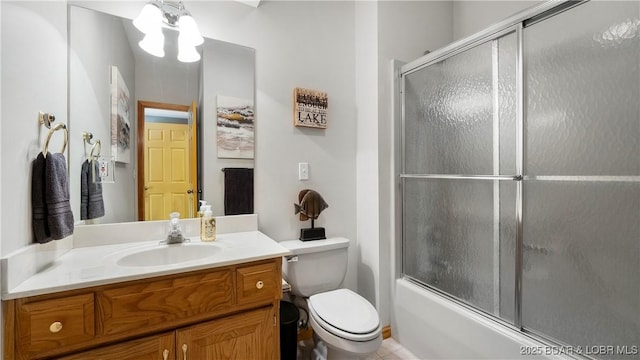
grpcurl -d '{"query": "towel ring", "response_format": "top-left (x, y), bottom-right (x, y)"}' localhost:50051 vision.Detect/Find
top-left (43, 123), bottom-right (68, 156)
top-left (89, 139), bottom-right (102, 162)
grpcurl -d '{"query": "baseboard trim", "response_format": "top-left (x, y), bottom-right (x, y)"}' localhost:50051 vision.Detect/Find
top-left (382, 325), bottom-right (392, 339)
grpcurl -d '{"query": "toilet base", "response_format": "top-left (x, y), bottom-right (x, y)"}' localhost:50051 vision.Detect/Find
top-left (309, 322), bottom-right (381, 360)
top-left (311, 334), bottom-right (379, 360)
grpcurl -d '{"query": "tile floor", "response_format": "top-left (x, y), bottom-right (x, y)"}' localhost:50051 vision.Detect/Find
top-left (297, 337), bottom-right (418, 360)
top-left (365, 337), bottom-right (418, 360)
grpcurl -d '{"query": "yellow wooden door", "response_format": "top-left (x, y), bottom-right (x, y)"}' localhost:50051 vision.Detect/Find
top-left (144, 122), bottom-right (192, 221)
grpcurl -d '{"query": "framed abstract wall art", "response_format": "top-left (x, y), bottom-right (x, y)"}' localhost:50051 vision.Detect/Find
top-left (110, 66), bottom-right (131, 163)
top-left (216, 95), bottom-right (255, 159)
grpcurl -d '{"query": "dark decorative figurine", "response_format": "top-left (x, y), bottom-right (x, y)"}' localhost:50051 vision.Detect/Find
top-left (294, 189), bottom-right (328, 241)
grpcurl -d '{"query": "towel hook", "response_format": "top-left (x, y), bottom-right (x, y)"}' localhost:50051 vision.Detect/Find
top-left (89, 140), bottom-right (102, 162)
top-left (38, 112), bottom-right (56, 129)
top-left (82, 131), bottom-right (102, 162)
top-left (43, 123), bottom-right (68, 156)
top-left (82, 131), bottom-right (95, 144)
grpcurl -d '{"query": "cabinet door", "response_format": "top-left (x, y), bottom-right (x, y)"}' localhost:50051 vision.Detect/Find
top-left (58, 332), bottom-right (174, 360)
top-left (177, 307), bottom-right (276, 360)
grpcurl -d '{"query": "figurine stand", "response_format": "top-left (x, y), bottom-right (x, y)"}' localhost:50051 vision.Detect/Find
top-left (299, 219), bottom-right (326, 241)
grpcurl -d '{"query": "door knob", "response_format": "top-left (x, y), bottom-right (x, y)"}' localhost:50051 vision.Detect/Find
top-left (187, 189), bottom-right (194, 194)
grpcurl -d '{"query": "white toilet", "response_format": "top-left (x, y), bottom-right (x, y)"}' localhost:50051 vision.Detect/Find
top-left (280, 237), bottom-right (382, 359)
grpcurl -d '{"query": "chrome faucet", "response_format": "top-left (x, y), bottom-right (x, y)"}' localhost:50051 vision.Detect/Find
top-left (161, 212), bottom-right (189, 244)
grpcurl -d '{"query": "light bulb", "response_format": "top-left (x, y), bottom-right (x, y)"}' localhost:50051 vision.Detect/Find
top-left (139, 30), bottom-right (165, 58)
top-left (133, 2), bottom-right (163, 34)
top-left (178, 14), bottom-right (204, 46)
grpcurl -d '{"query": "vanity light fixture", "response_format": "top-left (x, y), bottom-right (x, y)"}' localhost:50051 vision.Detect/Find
top-left (133, 0), bottom-right (204, 62)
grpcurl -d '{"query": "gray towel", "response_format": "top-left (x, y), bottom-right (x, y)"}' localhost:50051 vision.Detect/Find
top-left (45, 153), bottom-right (74, 240)
top-left (31, 153), bottom-right (51, 243)
top-left (80, 160), bottom-right (105, 220)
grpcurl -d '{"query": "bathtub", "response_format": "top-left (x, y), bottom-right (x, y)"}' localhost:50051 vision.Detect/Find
top-left (391, 279), bottom-right (569, 359)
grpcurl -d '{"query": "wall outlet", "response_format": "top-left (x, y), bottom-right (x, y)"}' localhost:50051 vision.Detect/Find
top-left (298, 163), bottom-right (309, 180)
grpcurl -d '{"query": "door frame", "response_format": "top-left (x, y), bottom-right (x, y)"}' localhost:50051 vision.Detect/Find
top-left (136, 100), bottom-right (194, 221)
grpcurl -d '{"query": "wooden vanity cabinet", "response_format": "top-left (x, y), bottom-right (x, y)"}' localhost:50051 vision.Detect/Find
top-left (3, 258), bottom-right (282, 360)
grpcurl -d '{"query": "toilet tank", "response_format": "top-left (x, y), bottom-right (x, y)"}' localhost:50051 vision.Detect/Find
top-left (280, 237), bottom-right (350, 297)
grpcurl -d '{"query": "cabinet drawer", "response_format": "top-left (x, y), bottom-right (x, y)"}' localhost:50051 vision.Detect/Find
top-left (17, 293), bottom-right (95, 355)
top-left (97, 269), bottom-right (233, 336)
top-left (236, 262), bottom-right (280, 306)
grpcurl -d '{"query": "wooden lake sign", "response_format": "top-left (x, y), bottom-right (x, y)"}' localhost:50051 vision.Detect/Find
top-left (293, 87), bottom-right (328, 129)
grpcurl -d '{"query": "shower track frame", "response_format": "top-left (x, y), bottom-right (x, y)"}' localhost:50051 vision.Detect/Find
top-left (397, 0), bottom-right (598, 356)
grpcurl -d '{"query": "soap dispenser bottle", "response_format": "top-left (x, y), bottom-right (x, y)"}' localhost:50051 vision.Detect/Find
top-left (201, 205), bottom-right (216, 241)
top-left (198, 200), bottom-right (208, 218)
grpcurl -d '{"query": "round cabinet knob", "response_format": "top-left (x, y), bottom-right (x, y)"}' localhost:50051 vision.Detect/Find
top-left (256, 280), bottom-right (264, 289)
top-left (49, 321), bottom-right (63, 333)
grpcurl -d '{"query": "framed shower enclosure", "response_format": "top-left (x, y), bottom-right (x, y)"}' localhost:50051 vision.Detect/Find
top-left (398, 1), bottom-right (639, 357)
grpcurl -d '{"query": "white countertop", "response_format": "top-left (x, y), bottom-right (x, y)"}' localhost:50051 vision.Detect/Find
top-left (4, 231), bottom-right (290, 300)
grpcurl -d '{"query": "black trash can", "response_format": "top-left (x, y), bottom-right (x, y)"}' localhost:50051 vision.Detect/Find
top-left (280, 300), bottom-right (300, 360)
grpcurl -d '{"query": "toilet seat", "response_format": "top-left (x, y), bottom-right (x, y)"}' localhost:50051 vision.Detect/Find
top-left (308, 289), bottom-right (381, 342)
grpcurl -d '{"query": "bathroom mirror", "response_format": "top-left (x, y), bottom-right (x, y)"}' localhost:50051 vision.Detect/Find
top-left (68, 5), bottom-right (255, 224)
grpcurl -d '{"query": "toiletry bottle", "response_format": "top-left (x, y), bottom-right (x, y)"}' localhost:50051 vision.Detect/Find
top-left (198, 200), bottom-right (207, 217)
top-left (201, 205), bottom-right (216, 241)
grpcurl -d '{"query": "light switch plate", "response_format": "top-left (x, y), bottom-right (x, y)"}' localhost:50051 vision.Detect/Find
top-left (298, 162), bottom-right (309, 180)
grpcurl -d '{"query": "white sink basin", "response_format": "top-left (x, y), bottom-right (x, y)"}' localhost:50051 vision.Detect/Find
top-left (117, 243), bottom-right (219, 267)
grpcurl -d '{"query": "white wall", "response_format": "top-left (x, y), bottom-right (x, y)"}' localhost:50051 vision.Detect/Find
top-left (453, 1), bottom-right (541, 40)
top-left (356, 0), bottom-right (454, 328)
top-left (354, 0), bottom-right (380, 319)
top-left (134, 53), bottom-right (199, 108)
top-left (1, 1), bottom-right (69, 256)
top-left (69, 6), bottom-right (137, 224)
top-left (1, 3), bottom-right (67, 352)
top-left (201, 40), bottom-right (254, 216)
top-left (0, 3), bottom-right (3, 354)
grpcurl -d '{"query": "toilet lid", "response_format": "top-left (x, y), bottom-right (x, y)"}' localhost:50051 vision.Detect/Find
top-left (308, 289), bottom-right (379, 334)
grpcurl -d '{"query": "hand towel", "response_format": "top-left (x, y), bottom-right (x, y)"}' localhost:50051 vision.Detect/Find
top-left (223, 168), bottom-right (254, 215)
top-left (80, 160), bottom-right (105, 220)
top-left (45, 153), bottom-right (74, 240)
top-left (31, 153), bottom-right (51, 243)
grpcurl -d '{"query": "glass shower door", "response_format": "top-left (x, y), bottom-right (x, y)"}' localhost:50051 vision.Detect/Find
top-left (402, 30), bottom-right (519, 320)
top-left (522, 1), bottom-right (640, 354)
